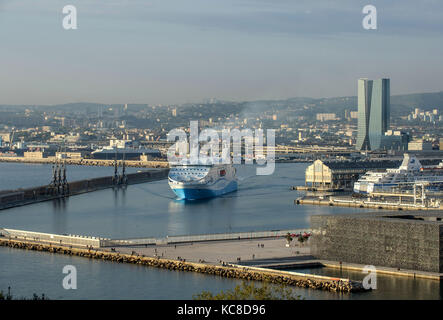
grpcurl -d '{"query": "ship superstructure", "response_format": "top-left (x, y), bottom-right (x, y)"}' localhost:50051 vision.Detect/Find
top-left (354, 154), bottom-right (443, 194)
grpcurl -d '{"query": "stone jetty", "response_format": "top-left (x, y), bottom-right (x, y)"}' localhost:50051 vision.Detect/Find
top-left (0, 238), bottom-right (367, 293)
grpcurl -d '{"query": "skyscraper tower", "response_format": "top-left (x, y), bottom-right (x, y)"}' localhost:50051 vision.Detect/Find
top-left (356, 78), bottom-right (390, 151)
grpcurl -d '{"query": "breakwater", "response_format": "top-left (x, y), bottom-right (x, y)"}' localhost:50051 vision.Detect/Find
top-left (0, 168), bottom-right (169, 210)
top-left (0, 237), bottom-right (367, 293)
top-left (0, 156), bottom-right (169, 168)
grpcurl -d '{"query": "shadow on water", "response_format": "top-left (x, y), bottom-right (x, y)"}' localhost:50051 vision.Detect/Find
top-left (51, 198), bottom-right (68, 234)
top-left (51, 197), bottom-right (68, 212)
top-left (170, 193), bottom-right (238, 207)
top-left (134, 185), bottom-right (176, 200)
top-left (112, 186), bottom-right (128, 207)
top-left (173, 198), bottom-right (216, 205)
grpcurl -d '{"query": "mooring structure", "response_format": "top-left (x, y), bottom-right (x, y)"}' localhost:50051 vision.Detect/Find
top-left (112, 150), bottom-right (128, 187)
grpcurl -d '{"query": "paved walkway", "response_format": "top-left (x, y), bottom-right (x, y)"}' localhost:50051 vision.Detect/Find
top-left (107, 238), bottom-right (311, 265)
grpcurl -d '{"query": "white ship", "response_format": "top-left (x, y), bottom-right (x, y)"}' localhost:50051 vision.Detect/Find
top-left (168, 163), bottom-right (238, 200)
top-left (353, 154), bottom-right (443, 194)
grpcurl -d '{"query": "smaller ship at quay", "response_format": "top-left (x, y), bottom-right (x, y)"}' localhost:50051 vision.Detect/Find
top-left (168, 160), bottom-right (238, 200)
top-left (353, 154), bottom-right (443, 194)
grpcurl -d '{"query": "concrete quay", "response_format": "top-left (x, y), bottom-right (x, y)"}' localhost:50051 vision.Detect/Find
top-left (296, 196), bottom-right (442, 211)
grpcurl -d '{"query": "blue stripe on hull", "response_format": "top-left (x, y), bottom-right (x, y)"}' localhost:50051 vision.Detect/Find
top-left (172, 181), bottom-right (238, 200)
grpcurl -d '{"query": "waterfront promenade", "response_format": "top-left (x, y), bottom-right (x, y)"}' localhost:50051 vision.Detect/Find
top-left (109, 238), bottom-right (310, 265)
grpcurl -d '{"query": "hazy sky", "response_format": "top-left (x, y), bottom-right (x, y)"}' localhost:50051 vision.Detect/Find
top-left (1, 0), bottom-right (442, 105)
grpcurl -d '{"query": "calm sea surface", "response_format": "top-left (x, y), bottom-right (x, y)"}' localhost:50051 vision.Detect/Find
top-left (0, 162), bottom-right (441, 299)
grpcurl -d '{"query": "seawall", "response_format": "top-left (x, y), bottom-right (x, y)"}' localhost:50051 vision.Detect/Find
top-left (0, 238), bottom-right (367, 293)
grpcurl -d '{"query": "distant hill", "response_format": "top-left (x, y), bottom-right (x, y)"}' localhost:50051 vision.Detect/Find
top-left (391, 91), bottom-right (443, 115)
top-left (1, 91), bottom-right (442, 117)
top-left (266, 91), bottom-right (443, 117)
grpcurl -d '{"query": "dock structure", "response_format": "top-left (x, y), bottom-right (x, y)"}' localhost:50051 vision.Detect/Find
top-left (369, 180), bottom-right (443, 207)
top-left (295, 195), bottom-right (442, 210)
top-left (296, 179), bottom-right (443, 211)
top-left (111, 150), bottom-right (128, 187)
top-left (0, 168), bottom-right (169, 211)
top-left (48, 158), bottom-right (69, 196)
top-left (0, 228), bottom-right (366, 293)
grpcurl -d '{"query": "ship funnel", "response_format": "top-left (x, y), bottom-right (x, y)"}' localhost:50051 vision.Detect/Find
top-left (399, 154), bottom-right (422, 171)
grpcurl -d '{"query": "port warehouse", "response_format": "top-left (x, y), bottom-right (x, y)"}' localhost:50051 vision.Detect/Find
top-left (304, 158), bottom-right (441, 190)
top-left (0, 169), bottom-right (169, 209)
top-left (310, 212), bottom-right (443, 273)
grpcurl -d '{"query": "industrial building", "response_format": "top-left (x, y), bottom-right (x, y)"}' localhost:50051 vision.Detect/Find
top-left (408, 140), bottom-right (433, 151)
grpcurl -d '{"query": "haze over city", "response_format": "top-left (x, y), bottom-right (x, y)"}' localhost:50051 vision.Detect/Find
top-left (1, 0), bottom-right (443, 105)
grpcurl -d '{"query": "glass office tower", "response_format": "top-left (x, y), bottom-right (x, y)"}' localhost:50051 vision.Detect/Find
top-left (356, 78), bottom-right (390, 151)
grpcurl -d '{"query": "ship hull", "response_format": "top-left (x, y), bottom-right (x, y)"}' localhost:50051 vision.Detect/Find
top-left (170, 180), bottom-right (238, 200)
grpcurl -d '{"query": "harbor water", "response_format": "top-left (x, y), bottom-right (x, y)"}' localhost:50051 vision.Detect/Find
top-left (0, 162), bottom-right (442, 299)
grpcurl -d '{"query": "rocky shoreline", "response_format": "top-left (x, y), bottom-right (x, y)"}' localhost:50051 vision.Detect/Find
top-left (0, 238), bottom-right (368, 294)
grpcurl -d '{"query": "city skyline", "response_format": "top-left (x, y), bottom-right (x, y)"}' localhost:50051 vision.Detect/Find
top-left (1, 0), bottom-right (443, 105)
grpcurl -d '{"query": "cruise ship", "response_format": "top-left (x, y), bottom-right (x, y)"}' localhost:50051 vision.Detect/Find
top-left (353, 154), bottom-right (443, 194)
top-left (168, 163), bottom-right (238, 200)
